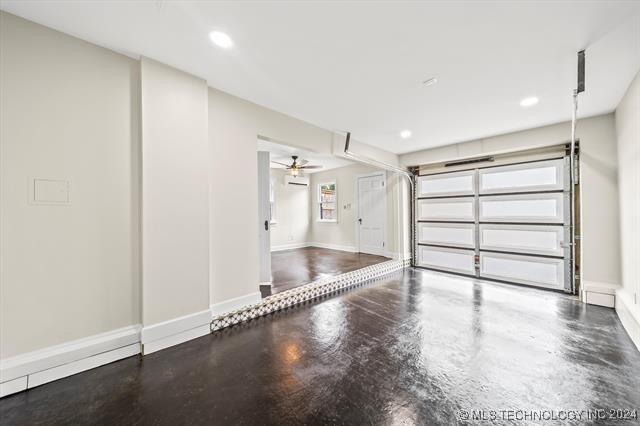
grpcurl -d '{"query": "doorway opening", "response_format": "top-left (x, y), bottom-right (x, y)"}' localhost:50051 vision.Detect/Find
top-left (257, 139), bottom-right (392, 297)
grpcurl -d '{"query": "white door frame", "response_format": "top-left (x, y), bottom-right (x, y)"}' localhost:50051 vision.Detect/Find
top-left (355, 171), bottom-right (387, 256)
top-left (257, 151), bottom-right (272, 286)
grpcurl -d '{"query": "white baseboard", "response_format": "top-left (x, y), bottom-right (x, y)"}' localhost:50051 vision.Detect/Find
top-left (615, 289), bottom-right (640, 352)
top-left (0, 377), bottom-right (27, 398)
top-left (142, 325), bottom-right (209, 355)
top-left (28, 343), bottom-right (140, 388)
top-left (308, 242), bottom-right (358, 253)
top-left (272, 242), bottom-right (393, 255)
top-left (141, 309), bottom-right (211, 355)
top-left (581, 281), bottom-right (619, 307)
top-left (1, 300), bottom-right (267, 397)
top-left (582, 281), bottom-right (619, 294)
top-left (385, 251), bottom-right (411, 261)
top-left (273, 242), bottom-right (406, 257)
top-left (271, 242), bottom-right (310, 252)
top-left (0, 325), bottom-right (141, 398)
top-left (211, 291), bottom-right (262, 317)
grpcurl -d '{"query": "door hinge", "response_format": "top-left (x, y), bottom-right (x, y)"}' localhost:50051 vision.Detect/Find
top-left (382, 242), bottom-right (385, 247)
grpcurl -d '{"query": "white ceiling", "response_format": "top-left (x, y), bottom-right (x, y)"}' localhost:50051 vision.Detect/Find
top-left (3, 1), bottom-right (640, 154)
top-left (257, 139), bottom-right (352, 174)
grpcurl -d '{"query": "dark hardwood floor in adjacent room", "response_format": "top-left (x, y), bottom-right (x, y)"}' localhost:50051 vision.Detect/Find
top-left (263, 246), bottom-right (389, 297)
top-left (2, 268), bottom-right (639, 425)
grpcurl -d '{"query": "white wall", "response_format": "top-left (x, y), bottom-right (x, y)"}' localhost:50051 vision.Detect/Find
top-left (0, 11), bottom-right (410, 367)
top-left (0, 12), bottom-right (140, 358)
top-left (208, 88), bottom-right (408, 305)
top-left (140, 58), bottom-right (210, 327)
top-left (401, 113), bottom-right (621, 289)
top-left (270, 169), bottom-right (310, 250)
top-left (308, 163), bottom-right (397, 254)
top-left (332, 132), bottom-right (400, 167)
top-left (615, 70), bottom-right (640, 348)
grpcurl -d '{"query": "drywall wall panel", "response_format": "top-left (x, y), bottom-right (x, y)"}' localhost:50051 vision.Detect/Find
top-left (141, 57), bottom-right (209, 325)
top-left (0, 12), bottom-right (140, 357)
top-left (615, 69), bottom-right (640, 318)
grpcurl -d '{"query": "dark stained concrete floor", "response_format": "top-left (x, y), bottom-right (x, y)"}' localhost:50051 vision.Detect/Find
top-left (2, 268), bottom-right (639, 425)
top-left (264, 246), bottom-right (389, 296)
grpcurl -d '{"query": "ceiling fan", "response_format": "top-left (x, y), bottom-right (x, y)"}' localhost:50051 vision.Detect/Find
top-left (271, 155), bottom-right (322, 176)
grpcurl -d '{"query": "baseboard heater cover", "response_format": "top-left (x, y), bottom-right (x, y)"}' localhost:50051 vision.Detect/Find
top-left (210, 259), bottom-right (410, 331)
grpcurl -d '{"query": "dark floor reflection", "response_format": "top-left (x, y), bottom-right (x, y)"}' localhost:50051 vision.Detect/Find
top-left (2, 268), bottom-right (639, 425)
top-left (262, 246), bottom-right (390, 297)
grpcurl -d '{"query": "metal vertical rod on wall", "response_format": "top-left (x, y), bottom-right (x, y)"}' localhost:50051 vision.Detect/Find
top-left (343, 132), bottom-right (416, 265)
top-left (570, 49), bottom-right (585, 294)
top-left (411, 170), bottom-right (417, 268)
top-left (473, 170), bottom-right (481, 277)
top-left (570, 91), bottom-right (578, 294)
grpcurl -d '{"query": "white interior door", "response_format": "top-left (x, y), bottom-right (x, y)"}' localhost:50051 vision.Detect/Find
top-left (358, 173), bottom-right (386, 256)
top-left (257, 151), bottom-right (271, 284)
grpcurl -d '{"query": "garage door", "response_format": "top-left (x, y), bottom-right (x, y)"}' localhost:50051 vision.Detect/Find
top-left (415, 158), bottom-right (571, 292)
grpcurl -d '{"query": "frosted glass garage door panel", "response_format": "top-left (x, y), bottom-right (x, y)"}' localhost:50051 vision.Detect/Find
top-left (479, 193), bottom-right (564, 223)
top-left (479, 159), bottom-right (565, 194)
top-left (419, 223), bottom-right (476, 248)
top-left (480, 253), bottom-right (564, 289)
top-left (418, 246), bottom-right (475, 274)
top-left (479, 225), bottom-right (565, 256)
top-left (417, 198), bottom-right (476, 221)
top-left (417, 171), bottom-right (475, 197)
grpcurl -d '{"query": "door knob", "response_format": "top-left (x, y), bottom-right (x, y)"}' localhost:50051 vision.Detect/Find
top-left (264, 220), bottom-right (269, 231)
top-left (358, 218), bottom-right (362, 224)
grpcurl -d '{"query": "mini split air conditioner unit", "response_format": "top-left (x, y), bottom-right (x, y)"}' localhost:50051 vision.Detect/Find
top-left (284, 175), bottom-right (309, 186)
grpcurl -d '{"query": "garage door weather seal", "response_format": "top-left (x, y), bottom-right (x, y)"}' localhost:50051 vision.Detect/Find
top-left (210, 259), bottom-right (409, 332)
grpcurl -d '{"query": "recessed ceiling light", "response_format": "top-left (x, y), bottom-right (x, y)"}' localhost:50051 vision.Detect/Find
top-left (422, 77), bottom-right (438, 87)
top-left (400, 130), bottom-right (412, 139)
top-left (520, 96), bottom-right (539, 107)
top-left (209, 31), bottom-right (233, 49)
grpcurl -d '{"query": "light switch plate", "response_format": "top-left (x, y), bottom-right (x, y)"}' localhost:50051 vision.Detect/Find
top-left (30, 178), bottom-right (71, 205)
